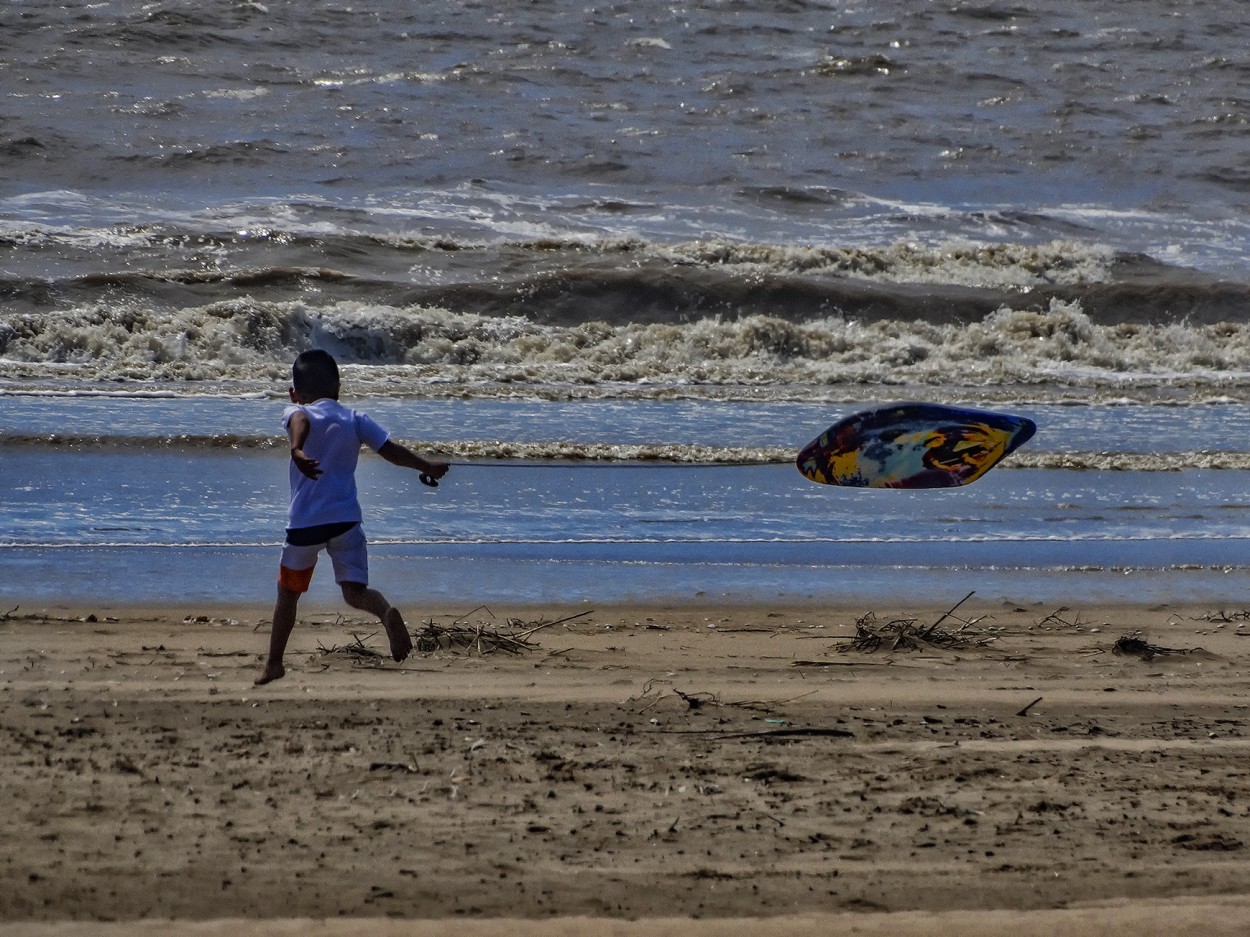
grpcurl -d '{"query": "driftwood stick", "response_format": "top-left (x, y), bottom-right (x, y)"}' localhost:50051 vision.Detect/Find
top-left (715, 727), bottom-right (855, 740)
top-left (925, 590), bottom-right (976, 637)
top-left (1016, 696), bottom-right (1043, 717)
top-left (513, 609), bottom-right (594, 641)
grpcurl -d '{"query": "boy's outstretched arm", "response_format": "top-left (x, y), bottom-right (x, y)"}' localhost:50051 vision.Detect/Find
top-left (377, 439), bottom-right (449, 481)
top-left (287, 409), bottom-right (321, 479)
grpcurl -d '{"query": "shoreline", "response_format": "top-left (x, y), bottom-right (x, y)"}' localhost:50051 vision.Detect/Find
top-left (4, 599), bottom-right (1250, 932)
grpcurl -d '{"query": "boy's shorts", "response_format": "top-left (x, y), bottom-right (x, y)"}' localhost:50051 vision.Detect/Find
top-left (279, 522), bottom-right (368, 593)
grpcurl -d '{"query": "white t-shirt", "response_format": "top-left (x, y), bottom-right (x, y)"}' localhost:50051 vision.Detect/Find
top-left (283, 398), bottom-right (390, 529)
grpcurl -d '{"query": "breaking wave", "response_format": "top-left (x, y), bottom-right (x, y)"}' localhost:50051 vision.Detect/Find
top-left (3, 227), bottom-right (1249, 403)
top-left (3, 297), bottom-right (1250, 401)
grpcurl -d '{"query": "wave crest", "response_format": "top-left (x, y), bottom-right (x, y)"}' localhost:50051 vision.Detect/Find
top-left (4, 296), bottom-right (1250, 397)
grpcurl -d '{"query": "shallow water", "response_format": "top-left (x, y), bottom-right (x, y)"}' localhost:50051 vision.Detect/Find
top-left (4, 397), bottom-right (1250, 607)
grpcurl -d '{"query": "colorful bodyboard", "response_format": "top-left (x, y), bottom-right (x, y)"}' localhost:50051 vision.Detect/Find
top-left (796, 403), bottom-right (1036, 489)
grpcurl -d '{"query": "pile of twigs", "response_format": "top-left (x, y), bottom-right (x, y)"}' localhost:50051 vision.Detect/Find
top-left (318, 608), bottom-right (592, 660)
top-left (414, 620), bottom-right (540, 655)
top-left (317, 633), bottom-right (388, 662)
top-left (413, 608), bottom-right (592, 656)
top-left (1192, 609), bottom-right (1250, 623)
top-left (1112, 632), bottom-right (1195, 661)
top-left (837, 591), bottom-right (993, 653)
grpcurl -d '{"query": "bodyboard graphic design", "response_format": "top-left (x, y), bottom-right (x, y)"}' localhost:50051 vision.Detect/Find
top-left (796, 403), bottom-right (1036, 489)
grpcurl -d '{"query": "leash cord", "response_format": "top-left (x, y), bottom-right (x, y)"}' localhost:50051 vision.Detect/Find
top-left (419, 458), bottom-right (791, 487)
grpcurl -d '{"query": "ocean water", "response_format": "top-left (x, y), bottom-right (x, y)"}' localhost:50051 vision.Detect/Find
top-left (4, 0), bottom-right (1250, 608)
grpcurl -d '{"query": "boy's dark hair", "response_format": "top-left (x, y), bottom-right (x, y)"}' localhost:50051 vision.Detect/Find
top-left (291, 350), bottom-right (340, 399)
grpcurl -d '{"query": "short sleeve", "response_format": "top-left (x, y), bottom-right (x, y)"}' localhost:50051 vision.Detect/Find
top-left (354, 409), bottom-right (391, 452)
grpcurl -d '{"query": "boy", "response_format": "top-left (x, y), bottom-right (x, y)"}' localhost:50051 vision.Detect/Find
top-left (255, 350), bottom-right (449, 686)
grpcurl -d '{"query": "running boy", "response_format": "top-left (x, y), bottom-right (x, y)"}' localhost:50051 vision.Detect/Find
top-left (255, 349), bottom-right (449, 686)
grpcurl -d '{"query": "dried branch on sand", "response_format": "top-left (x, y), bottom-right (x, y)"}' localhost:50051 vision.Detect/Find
top-left (317, 633), bottom-right (388, 664)
top-left (1112, 632), bottom-right (1199, 662)
top-left (413, 620), bottom-right (538, 655)
top-left (413, 608), bottom-right (592, 656)
top-left (837, 591), bottom-right (994, 654)
top-left (1191, 609), bottom-right (1250, 623)
top-left (317, 609), bottom-right (591, 663)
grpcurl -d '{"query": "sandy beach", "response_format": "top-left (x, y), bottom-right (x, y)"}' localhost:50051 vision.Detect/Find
top-left (4, 596), bottom-right (1250, 936)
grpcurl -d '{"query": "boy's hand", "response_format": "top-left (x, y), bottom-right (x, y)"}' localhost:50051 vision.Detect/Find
top-left (291, 449), bottom-right (322, 479)
top-left (417, 459), bottom-right (450, 488)
top-left (377, 441), bottom-right (451, 483)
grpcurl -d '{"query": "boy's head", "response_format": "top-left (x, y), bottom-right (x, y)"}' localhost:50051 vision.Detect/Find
top-left (290, 350), bottom-right (340, 402)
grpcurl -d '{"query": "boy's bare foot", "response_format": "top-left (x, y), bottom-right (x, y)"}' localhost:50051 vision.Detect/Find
top-left (383, 607), bottom-right (412, 662)
top-left (254, 663), bottom-right (286, 686)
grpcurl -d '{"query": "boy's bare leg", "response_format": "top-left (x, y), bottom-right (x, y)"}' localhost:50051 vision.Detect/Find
top-left (256, 585), bottom-right (301, 685)
top-left (341, 581), bottom-right (411, 662)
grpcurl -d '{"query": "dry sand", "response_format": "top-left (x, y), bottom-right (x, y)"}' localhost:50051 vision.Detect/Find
top-left (4, 596), bottom-right (1250, 936)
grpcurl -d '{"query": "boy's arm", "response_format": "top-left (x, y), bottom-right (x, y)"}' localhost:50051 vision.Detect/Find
top-left (287, 410), bottom-right (322, 479)
top-left (377, 439), bottom-right (449, 481)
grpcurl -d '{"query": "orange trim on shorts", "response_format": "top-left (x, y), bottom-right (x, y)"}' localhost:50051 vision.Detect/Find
top-left (279, 564), bottom-right (315, 593)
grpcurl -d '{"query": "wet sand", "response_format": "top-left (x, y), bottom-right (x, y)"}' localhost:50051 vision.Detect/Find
top-left (4, 597), bottom-right (1250, 935)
